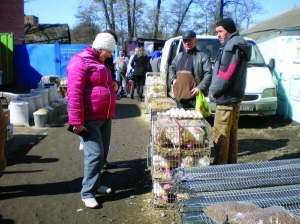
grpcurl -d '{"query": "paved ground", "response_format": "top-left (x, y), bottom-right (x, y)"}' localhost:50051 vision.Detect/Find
top-left (1, 96), bottom-right (300, 224)
top-left (1, 97), bottom-right (182, 224)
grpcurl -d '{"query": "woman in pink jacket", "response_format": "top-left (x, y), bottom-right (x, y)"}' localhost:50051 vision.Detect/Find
top-left (67, 31), bottom-right (119, 208)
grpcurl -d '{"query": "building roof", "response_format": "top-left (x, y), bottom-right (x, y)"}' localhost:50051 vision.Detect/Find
top-left (241, 7), bottom-right (300, 39)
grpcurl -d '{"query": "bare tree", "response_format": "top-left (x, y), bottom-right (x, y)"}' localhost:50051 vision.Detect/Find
top-left (70, 0), bottom-right (265, 43)
top-left (173, 0), bottom-right (194, 36)
top-left (94, 0), bottom-right (116, 31)
top-left (153, 0), bottom-right (162, 38)
top-left (123, 0), bottom-right (135, 41)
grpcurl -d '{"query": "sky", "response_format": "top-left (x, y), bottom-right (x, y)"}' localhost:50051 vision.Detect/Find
top-left (24, 0), bottom-right (300, 29)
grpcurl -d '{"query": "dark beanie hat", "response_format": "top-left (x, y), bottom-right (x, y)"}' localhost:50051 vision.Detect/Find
top-left (216, 18), bottom-right (237, 33)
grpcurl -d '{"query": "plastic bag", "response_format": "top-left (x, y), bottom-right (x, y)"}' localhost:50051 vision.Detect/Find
top-left (228, 205), bottom-right (300, 224)
top-left (195, 92), bottom-right (211, 118)
top-left (203, 201), bottom-right (261, 224)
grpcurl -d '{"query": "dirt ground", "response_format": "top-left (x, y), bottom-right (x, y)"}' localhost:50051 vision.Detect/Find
top-left (1, 96), bottom-right (300, 224)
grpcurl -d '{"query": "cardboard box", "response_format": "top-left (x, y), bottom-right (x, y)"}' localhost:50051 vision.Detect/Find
top-left (6, 124), bottom-right (13, 141)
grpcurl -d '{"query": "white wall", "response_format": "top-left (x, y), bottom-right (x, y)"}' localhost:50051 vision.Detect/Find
top-left (255, 31), bottom-right (300, 123)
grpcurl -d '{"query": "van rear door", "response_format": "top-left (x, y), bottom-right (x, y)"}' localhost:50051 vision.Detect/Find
top-left (161, 38), bottom-right (181, 92)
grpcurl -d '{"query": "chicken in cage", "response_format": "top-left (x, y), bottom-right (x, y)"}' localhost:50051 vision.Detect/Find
top-left (152, 154), bottom-right (179, 180)
top-left (153, 181), bottom-right (176, 205)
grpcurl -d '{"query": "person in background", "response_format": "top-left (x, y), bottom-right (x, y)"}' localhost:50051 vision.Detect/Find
top-left (168, 30), bottom-right (212, 108)
top-left (126, 52), bottom-right (135, 98)
top-left (150, 50), bottom-right (162, 72)
top-left (209, 18), bottom-right (251, 165)
top-left (130, 46), bottom-right (148, 101)
top-left (67, 31), bottom-right (118, 209)
top-left (114, 50), bottom-right (129, 98)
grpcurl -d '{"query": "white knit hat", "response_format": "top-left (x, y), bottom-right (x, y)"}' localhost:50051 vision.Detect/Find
top-left (92, 33), bottom-right (116, 52)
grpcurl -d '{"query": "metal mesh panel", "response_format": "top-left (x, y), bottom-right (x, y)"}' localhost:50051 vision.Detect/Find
top-left (181, 212), bottom-right (216, 224)
top-left (173, 158), bottom-right (300, 182)
top-left (173, 158), bottom-right (300, 222)
top-left (178, 170), bottom-right (300, 192)
top-left (178, 184), bottom-right (300, 212)
top-left (284, 205), bottom-right (300, 216)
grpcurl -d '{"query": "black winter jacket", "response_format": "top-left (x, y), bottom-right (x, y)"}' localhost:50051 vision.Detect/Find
top-left (131, 54), bottom-right (148, 77)
top-left (168, 48), bottom-right (212, 96)
top-left (209, 32), bottom-right (251, 105)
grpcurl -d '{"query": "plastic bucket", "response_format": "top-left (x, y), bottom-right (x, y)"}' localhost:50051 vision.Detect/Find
top-left (33, 111), bottom-right (48, 128)
top-left (57, 98), bottom-right (67, 116)
top-left (44, 106), bottom-right (54, 124)
top-left (50, 101), bottom-right (61, 119)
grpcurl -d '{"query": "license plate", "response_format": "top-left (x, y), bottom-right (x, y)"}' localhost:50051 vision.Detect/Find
top-left (240, 105), bottom-right (253, 111)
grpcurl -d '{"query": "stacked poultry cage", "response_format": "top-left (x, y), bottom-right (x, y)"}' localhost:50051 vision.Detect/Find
top-left (144, 72), bottom-right (167, 113)
top-left (150, 108), bottom-right (212, 209)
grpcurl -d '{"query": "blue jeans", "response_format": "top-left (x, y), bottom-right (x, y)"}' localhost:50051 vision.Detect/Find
top-left (117, 71), bottom-right (128, 95)
top-left (79, 119), bottom-right (112, 199)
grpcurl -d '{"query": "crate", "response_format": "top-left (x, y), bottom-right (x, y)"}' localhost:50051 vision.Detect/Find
top-left (151, 97), bottom-right (177, 111)
top-left (151, 116), bottom-right (211, 182)
top-left (145, 84), bottom-right (167, 111)
top-left (145, 72), bottom-right (166, 85)
top-left (152, 116), bottom-right (212, 151)
top-left (152, 180), bottom-right (177, 209)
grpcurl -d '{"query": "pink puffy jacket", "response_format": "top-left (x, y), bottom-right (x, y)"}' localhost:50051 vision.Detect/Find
top-left (67, 46), bottom-right (116, 125)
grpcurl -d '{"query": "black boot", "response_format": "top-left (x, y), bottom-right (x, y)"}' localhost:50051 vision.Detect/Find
top-left (138, 94), bottom-right (143, 101)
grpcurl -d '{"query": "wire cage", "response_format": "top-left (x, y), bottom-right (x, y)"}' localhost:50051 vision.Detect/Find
top-left (152, 180), bottom-right (177, 209)
top-left (144, 85), bottom-right (167, 113)
top-left (144, 72), bottom-right (168, 113)
top-left (150, 111), bottom-right (212, 209)
top-left (151, 117), bottom-right (211, 179)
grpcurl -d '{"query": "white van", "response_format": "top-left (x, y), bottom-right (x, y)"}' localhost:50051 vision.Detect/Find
top-left (160, 35), bottom-right (278, 116)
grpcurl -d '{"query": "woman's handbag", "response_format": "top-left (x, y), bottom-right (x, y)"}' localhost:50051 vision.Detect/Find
top-left (127, 69), bottom-right (134, 80)
top-left (195, 92), bottom-right (212, 118)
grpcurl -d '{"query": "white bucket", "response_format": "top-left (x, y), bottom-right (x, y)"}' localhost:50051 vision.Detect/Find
top-left (33, 111), bottom-right (48, 128)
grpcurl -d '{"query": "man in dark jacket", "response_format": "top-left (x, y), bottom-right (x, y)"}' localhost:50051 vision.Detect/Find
top-left (209, 18), bottom-right (251, 165)
top-left (168, 30), bottom-right (212, 108)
